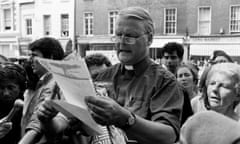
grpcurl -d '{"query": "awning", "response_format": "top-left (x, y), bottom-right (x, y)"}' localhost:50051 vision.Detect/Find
top-left (190, 44), bottom-right (240, 56)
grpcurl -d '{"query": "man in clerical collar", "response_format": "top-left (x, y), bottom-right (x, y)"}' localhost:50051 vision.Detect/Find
top-left (85, 7), bottom-right (184, 144)
top-left (35, 7), bottom-right (184, 144)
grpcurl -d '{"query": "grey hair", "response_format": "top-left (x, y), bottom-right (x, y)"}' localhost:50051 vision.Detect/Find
top-left (118, 7), bottom-right (155, 34)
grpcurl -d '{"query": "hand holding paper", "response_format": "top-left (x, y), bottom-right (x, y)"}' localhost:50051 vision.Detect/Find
top-left (37, 58), bottom-right (103, 135)
top-left (85, 95), bottom-right (131, 128)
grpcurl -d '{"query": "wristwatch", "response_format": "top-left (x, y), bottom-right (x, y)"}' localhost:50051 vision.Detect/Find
top-left (122, 112), bottom-right (136, 129)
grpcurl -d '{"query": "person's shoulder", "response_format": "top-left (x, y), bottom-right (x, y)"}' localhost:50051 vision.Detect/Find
top-left (149, 62), bottom-right (176, 80)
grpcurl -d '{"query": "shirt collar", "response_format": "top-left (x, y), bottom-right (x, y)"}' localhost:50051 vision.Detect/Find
top-left (120, 57), bottom-right (151, 77)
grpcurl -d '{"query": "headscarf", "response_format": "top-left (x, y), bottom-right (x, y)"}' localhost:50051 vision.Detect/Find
top-left (180, 111), bottom-right (240, 144)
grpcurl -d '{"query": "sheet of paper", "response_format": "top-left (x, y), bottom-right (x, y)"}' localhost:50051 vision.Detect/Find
top-left (37, 58), bottom-right (103, 135)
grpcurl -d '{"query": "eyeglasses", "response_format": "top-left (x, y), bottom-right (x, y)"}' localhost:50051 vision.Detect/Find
top-left (111, 34), bottom-right (148, 45)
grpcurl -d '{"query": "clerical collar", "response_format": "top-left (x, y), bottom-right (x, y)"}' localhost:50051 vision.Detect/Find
top-left (120, 57), bottom-right (151, 76)
top-left (124, 65), bottom-right (134, 70)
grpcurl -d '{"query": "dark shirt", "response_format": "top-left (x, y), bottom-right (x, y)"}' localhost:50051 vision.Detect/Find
top-left (180, 85), bottom-right (194, 125)
top-left (95, 58), bottom-right (184, 142)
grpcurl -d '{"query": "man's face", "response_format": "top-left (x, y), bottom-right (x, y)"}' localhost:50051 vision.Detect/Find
top-left (114, 17), bottom-right (150, 65)
top-left (30, 50), bottom-right (47, 77)
top-left (162, 51), bottom-right (182, 74)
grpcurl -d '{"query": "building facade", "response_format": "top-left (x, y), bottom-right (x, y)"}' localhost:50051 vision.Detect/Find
top-left (75, 0), bottom-right (189, 62)
top-left (186, 0), bottom-right (240, 63)
top-left (0, 0), bottom-right (74, 58)
top-left (0, 0), bottom-right (20, 58)
top-left (75, 0), bottom-right (240, 63)
top-left (1, 0), bottom-right (240, 62)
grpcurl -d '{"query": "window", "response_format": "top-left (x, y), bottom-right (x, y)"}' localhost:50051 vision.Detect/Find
top-left (61, 14), bottom-right (69, 37)
top-left (108, 11), bottom-right (118, 35)
top-left (198, 7), bottom-right (211, 35)
top-left (26, 18), bottom-right (32, 35)
top-left (84, 12), bottom-right (93, 36)
top-left (164, 8), bottom-right (177, 35)
top-left (3, 8), bottom-right (11, 30)
top-left (230, 6), bottom-right (240, 33)
top-left (43, 15), bottom-right (51, 35)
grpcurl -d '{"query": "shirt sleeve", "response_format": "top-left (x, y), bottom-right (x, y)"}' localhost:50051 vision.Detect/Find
top-left (26, 81), bottom-right (63, 133)
top-left (150, 75), bottom-right (184, 137)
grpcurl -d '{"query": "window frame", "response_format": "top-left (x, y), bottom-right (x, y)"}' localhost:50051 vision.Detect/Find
top-left (61, 14), bottom-right (69, 37)
top-left (43, 14), bottom-right (51, 36)
top-left (2, 7), bottom-right (13, 31)
top-left (198, 6), bottom-right (211, 35)
top-left (164, 8), bottom-right (177, 35)
top-left (229, 5), bottom-right (240, 33)
top-left (83, 12), bottom-right (93, 36)
top-left (25, 18), bottom-right (33, 35)
top-left (108, 10), bottom-right (118, 35)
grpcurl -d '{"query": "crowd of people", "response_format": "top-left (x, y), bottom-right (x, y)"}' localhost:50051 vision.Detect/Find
top-left (0, 6), bottom-right (239, 144)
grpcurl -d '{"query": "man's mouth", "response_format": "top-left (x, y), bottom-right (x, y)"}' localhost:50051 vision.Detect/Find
top-left (119, 49), bottom-right (131, 53)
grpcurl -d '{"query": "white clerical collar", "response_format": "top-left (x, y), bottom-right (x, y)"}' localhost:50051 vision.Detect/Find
top-left (124, 65), bottom-right (134, 70)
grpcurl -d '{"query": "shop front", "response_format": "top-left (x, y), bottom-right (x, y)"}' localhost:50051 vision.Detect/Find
top-left (189, 35), bottom-right (240, 63)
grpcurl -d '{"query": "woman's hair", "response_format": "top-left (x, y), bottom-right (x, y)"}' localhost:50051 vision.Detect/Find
top-left (202, 63), bottom-right (240, 109)
top-left (0, 62), bottom-right (28, 99)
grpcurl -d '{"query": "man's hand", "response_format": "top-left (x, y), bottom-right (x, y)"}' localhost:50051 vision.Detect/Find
top-left (37, 99), bottom-right (59, 122)
top-left (85, 95), bottom-right (131, 127)
top-left (0, 120), bottom-right (12, 139)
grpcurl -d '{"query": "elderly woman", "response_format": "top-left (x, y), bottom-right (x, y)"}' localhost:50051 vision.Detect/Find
top-left (192, 63), bottom-right (240, 121)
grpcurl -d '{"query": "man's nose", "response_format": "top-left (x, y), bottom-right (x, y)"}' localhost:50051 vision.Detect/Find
top-left (166, 58), bottom-right (172, 63)
top-left (118, 41), bottom-right (127, 49)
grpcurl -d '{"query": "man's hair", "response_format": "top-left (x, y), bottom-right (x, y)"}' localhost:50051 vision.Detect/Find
top-left (161, 42), bottom-right (184, 59)
top-left (29, 37), bottom-right (64, 60)
top-left (85, 53), bottom-right (112, 68)
top-left (118, 7), bottom-right (154, 35)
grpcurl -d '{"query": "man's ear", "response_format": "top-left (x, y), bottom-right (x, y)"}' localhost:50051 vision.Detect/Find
top-left (147, 33), bottom-right (153, 46)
